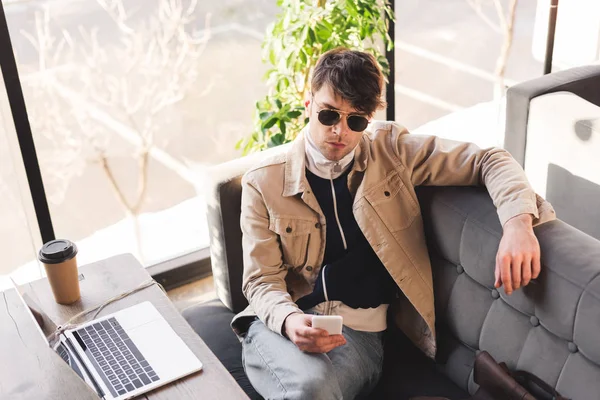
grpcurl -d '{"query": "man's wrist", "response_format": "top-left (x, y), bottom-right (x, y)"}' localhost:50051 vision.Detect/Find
top-left (282, 311), bottom-right (302, 338)
top-left (504, 213), bottom-right (534, 230)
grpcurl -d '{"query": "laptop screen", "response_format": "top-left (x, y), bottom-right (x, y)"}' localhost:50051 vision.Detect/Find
top-left (9, 278), bottom-right (57, 345)
top-left (8, 278), bottom-right (97, 387)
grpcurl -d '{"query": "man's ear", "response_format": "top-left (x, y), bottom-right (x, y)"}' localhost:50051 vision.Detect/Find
top-left (304, 93), bottom-right (311, 118)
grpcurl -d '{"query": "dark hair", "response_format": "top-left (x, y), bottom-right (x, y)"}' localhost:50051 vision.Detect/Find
top-left (311, 48), bottom-right (386, 116)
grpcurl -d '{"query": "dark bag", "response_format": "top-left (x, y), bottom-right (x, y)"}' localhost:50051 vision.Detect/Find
top-left (411, 351), bottom-right (569, 400)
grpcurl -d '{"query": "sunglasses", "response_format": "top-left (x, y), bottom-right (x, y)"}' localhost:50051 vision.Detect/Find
top-left (316, 108), bottom-right (369, 132)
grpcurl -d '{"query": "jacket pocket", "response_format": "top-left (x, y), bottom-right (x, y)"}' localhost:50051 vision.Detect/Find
top-left (269, 217), bottom-right (315, 267)
top-left (364, 171), bottom-right (419, 232)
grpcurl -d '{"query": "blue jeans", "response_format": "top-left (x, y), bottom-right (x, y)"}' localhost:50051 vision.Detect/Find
top-left (242, 319), bottom-right (384, 400)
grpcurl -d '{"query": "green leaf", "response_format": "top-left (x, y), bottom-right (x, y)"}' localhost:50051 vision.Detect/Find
top-left (268, 133), bottom-right (285, 148)
top-left (275, 99), bottom-right (282, 109)
top-left (345, 0), bottom-right (359, 18)
top-left (278, 120), bottom-right (286, 136)
top-left (299, 50), bottom-right (307, 64)
top-left (262, 116), bottom-right (278, 130)
top-left (301, 25), bottom-right (309, 42)
top-left (308, 27), bottom-right (317, 44)
top-left (235, 137), bottom-right (244, 150)
top-left (287, 110), bottom-right (302, 119)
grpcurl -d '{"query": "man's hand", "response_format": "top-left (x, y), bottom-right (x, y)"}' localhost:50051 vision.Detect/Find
top-left (283, 313), bottom-right (346, 353)
top-left (495, 214), bottom-right (541, 295)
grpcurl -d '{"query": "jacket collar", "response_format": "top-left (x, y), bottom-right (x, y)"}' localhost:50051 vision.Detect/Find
top-left (283, 126), bottom-right (369, 197)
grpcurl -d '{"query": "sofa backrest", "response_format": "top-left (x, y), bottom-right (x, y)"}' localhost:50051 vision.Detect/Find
top-left (418, 186), bottom-right (600, 399)
top-left (206, 144), bottom-right (290, 313)
top-left (206, 152), bottom-right (600, 399)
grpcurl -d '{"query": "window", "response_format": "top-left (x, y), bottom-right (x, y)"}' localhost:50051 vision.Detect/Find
top-left (2, 0), bottom-right (276, 276)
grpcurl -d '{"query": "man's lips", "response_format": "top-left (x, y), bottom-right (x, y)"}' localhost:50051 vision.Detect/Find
top-left (327, 142), bottom-right (346, 148)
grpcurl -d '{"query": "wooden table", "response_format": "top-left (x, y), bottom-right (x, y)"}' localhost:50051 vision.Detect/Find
top-left (0, 254), bottom-right (248, 400)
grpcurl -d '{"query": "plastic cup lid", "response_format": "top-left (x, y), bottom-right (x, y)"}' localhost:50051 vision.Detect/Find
top-left (38, 239), bottom-right (78, 264)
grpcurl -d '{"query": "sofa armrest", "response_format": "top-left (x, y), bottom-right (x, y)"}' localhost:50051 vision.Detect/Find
top-left (206, 144), bottom-right (290, 313)
top-left (521, 92), bottom-right (600, 239)
top-left (504, 65), bottom-right (600, 166)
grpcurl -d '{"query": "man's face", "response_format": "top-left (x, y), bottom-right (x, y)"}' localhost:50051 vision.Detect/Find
top-left (306, 84), bottom-right (370, 162)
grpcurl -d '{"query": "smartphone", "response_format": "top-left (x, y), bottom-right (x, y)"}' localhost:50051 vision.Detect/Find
top-left (312, 315), bottom-right (343, 335)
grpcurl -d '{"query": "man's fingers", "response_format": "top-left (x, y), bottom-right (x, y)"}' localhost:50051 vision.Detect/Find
top-left (314, 334), bottom-right (345, 348)
top-left (498, 254), bottom-right (512, 294)
top-left (500, 255), bottom-right (513, 295)
top-left (296, 326), bottom-right (326, 339)
top-left (319, 341), bottom-right (344, 353)
top-left (532, 252), bottom-right (541, 279)
top-left (522, 256), bottom-right (532, 286)
top-left (315, 335), bottom-right (346, 353)
top-left (512, 257), bottom-right (523, 290)
top-left (522, 262), bottom-right (532, 287)
top-left (297, 334), bottom-right (346, 353)
top-left (494, 259), bottom-right (501, 288)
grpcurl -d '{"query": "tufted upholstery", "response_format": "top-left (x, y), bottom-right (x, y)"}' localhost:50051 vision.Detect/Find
top-left (418, 186), bottom-right (600, 399)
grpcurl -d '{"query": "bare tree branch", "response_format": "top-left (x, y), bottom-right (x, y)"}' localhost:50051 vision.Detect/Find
top-left (466, 0), bottom-right (520, 99)
top-left (466, 0), bottom-right (501, 33)
top-left (493, 0), bottom-right (508, 31)
top-left (495, 0), bottom-right (519, 80)
top-left (96, 0), bottom-right (135, 35)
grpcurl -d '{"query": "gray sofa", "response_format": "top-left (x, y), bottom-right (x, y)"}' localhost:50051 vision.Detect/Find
top-left (182, 146), bottom-right (600, 399)
top-left (505, 65), bottom-right (600, 241)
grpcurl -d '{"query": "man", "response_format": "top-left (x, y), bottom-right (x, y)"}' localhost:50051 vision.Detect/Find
top-left (231, 48), bottom-right (555, 400)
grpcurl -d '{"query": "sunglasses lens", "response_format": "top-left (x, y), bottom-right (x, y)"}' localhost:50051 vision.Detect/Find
top-left (318, 110), bottom-right (341, 126)
top-left (347, 115), bottom-right (369, 132)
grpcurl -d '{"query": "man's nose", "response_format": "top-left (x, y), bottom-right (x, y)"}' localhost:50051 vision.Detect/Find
top-left (332, 116), bottom-right (350, 137)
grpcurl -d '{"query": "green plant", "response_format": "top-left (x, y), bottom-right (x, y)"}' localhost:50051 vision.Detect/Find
top-left (236, 0), bottom-right (394, 154)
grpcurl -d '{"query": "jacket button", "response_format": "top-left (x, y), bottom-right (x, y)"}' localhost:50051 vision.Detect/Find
top-left (286, 227), bottom-right (292, 233)
top-left (384, 191), bottom-right (391, 197)
top-left (306, 266), bottom-right (313, 272)
top-left (315, 223), bottom-right (321, 229)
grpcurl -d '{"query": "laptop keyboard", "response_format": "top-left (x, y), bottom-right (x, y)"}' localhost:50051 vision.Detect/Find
top-left (75, 317), bottom-right (160, 397)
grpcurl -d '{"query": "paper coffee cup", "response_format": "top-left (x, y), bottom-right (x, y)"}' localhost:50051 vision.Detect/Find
top-left (38, 239), bottom-right (80, 305)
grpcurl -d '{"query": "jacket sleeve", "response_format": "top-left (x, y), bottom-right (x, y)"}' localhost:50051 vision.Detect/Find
top-left (392, 123), bottom-right (554, 227)
top-left (240, 174), bottom-right (302, 335)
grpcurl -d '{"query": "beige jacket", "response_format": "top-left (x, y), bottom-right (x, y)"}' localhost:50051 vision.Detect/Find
top-left (231, 121), bottom-right (556, 358)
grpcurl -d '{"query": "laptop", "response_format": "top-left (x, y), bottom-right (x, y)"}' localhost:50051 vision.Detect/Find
top-left (10, 278), bottom-right (203, 399)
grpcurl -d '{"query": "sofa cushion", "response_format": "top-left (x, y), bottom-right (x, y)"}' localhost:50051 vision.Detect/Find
top-left (182, 299), bottom-right (262, 400)
top-left (374, 326), bottom-right (469, 400)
